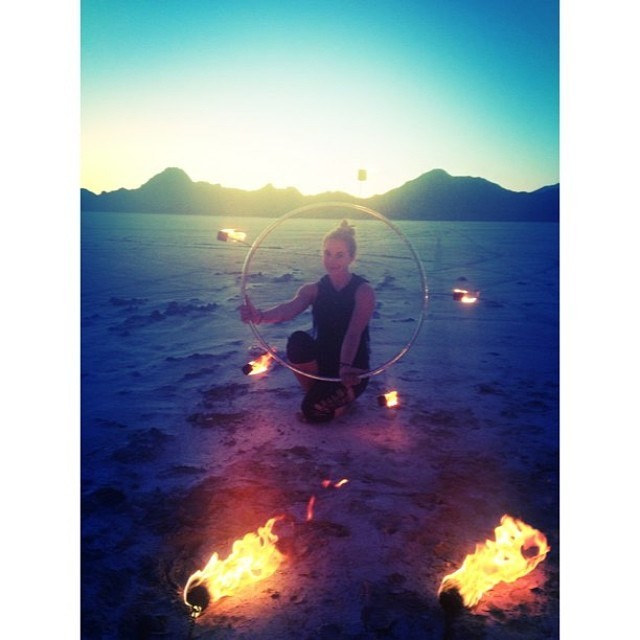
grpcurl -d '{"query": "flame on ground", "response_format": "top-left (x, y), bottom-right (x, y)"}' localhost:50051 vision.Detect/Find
top-left (307, 478), bottom-right (349, 521)
top-left (378, 390), bottom-right (399, 408)
top-left (306, 495), bottom-right (316, 521)
top-left (321, 478), bottom-right (349, 489)
top-left (246, 352), bottom-right (273, 375)
top-left (183, 516), bottom-right (285, 616)
top-left (438, 514), bottom-right (549, 608)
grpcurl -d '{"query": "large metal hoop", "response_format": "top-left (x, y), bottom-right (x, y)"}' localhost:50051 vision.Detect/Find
top-left (240, 202), bottom-right (428, 382)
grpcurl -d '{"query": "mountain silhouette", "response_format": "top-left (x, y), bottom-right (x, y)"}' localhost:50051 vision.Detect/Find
top-left (81, 167), bottom-right (559, 222)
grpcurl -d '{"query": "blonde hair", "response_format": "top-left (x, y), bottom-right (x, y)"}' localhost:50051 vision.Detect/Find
top-left (323, 219), bottom-right (357, 257)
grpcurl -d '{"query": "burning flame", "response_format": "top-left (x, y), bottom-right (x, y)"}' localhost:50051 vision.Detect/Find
top-left (243, 352), bottom-right (273, 376)
top-left (438, 514), bottom-right (549, 608)
top-left (307, 478), bottom-right (349, 521)
top-left (321, 478), bottom-right (349, 489)
top-left (452, 288), bottom-right (479, 304)
top-left (184, 516), bottom-right (284, 616)
top-left (217, 228), bottom-right (247, 244)
top-left (378, 391), bottom-right (399, 408)
top-left (306, 495), bottom-right (316, 521)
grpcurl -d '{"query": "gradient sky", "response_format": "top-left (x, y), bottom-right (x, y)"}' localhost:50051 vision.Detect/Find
top-left (81, 0), bottom-right (558, 197)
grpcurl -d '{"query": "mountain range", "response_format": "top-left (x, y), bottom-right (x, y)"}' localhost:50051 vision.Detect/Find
top-left (81, 167), bottom-right (559, 222)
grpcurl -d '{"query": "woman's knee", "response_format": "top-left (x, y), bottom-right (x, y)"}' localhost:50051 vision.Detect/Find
top-left (287, 331), bottom-right (316, 364)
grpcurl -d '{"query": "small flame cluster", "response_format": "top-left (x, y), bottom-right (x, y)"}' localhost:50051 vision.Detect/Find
top-left (242, 352), bottom-right (399, 411)
top-left (438, 514), bottom-right (549, 609)
top-left (306, 478), bottom-right (349, 521)
top-left (377, 390), bottom-right (399, 408)
top-left (242, 352), bottom-right (274, 376)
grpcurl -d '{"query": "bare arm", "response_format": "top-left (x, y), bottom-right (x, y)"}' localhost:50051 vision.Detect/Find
top-left (239, 283), bottom-right (317, 325)
top-left (339, 283), bottom-right (376, 384)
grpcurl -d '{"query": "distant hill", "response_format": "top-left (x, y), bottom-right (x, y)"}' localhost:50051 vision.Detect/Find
top-left (81, 167), bottom-right (559, 222)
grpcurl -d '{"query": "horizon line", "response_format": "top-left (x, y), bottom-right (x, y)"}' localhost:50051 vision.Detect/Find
top-left (81, 166), bottom-right (560, 198)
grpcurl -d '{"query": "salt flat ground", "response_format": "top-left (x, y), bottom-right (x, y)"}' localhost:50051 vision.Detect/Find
top-left (81, 212), bottom-right (559, 639)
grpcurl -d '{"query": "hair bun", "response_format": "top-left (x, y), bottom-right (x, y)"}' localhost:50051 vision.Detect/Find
top-left (339, 219), bottom-right (355, 235)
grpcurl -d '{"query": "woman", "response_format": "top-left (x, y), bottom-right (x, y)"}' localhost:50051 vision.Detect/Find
top-left (239, 219), bottom-right (375, 423)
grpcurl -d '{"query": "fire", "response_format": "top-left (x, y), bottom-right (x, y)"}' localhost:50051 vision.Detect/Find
top-left (452, 288), bottom-right (479, 304)
top-left (217, 228), bottom-right (247, 244)
top-left (438, 514), bottom-right (549, 608)
top-left (242, 352), bottom-right (273, 376)
top-left (307, 479), bottom-right (349, 521)
top-left (321, 478), bottom-right (349, 489)
top-left (184, 516), bottom-right (284, 616)
top-left (306, 495), bottom-right (316, 521)
top-left (378, 391), bottom-right (399, 408)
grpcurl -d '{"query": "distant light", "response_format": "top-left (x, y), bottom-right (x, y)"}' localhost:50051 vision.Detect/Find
top-left (217, 228), bottom-right (247, 244)
top-left (357, 169), bottom-right (367, 181)
top-left (452, 288), bottom-right (479, 304)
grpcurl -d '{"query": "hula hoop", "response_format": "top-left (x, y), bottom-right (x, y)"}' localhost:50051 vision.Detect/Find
top-left (240, 202), bottom-right (428, 382)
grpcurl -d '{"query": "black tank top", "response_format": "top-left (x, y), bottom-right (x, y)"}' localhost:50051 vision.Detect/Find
top-left (312, 274), bottom-right (370, 376)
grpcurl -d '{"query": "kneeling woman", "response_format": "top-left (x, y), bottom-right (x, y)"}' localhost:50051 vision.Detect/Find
top-left (239, 220), bottom-right (375, 423)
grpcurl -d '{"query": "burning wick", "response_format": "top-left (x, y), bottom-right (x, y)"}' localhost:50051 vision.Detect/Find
top-left (242, 352), bottom-right (273, 376)
top-left (377, 390), bottom-right (399, 408)
top-left (217, 228), bottom-right (248, 244)
top-left (438, 514), bottom-right (550, 614)
top-left (452, 288), bottom-right (479, 304)
top-left (183, 516), bottom-right (285, 618)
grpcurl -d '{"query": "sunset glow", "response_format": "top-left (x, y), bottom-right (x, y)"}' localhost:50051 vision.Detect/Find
top-left (81, 1), bottom-right (559, 197)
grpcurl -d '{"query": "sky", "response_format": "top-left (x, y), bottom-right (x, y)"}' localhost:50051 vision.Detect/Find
top-left (81, 0), bottom-right (559, 197)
